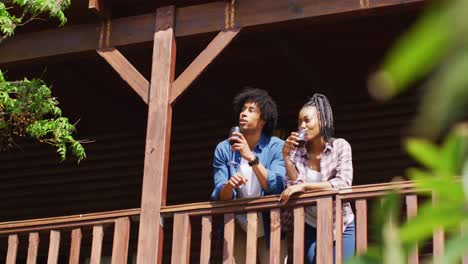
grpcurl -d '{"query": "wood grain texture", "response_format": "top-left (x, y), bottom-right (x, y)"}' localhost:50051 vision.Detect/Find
top-left (171, 213), bottom-right (191, 264)
top-left (136, 6), bottom-right (176, 264)
top-left (97, 48), bottom-right (149, 104)
top-left (355, 199), bottom-right (368, 254)
top-left (111, 217), bottom-right (131, 264)
top-left (0, 0), bottom-right (423, 64)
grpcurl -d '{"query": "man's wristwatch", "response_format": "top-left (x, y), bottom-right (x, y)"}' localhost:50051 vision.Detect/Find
top-left (248, 155), bottom-right (259, 166)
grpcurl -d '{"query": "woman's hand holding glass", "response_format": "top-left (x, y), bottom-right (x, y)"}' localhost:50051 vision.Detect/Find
top-left (283, 130), bottom-right (306, 161)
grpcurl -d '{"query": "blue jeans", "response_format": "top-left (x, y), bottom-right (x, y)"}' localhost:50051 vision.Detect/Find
top-left (304, 220), bottom-right (355, 264)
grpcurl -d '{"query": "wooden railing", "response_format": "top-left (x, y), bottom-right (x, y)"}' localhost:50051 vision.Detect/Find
top-left (0, 208), bottom-right (139, 263)
top-left (337, 181), bottom-right (418, 264)
top-left (159, 181), bottom-right (459, 264)
top-left (161, 189), bottom-right (338, 263)
top-left (0, 181), bottom-right (464, 263)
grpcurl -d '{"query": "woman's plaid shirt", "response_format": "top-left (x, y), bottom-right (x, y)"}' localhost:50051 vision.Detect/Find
top-left (286, 138), bottom-right (355, 235)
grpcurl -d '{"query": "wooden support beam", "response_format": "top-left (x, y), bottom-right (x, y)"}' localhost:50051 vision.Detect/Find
top-left (136, 6), bottom-right (176, 264)
top-left (170, 28), bottom-right (241, 104)
top-left (0, 0), bottom-right (423, 65)
top-left (97, 48), bottom-right (149, 104)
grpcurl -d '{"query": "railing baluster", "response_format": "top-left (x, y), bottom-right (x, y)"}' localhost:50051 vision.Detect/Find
top-left (269, 208), bottom-right (281, 263)
top-left (335, 197), bottom-right (343, 264)
top-left (27, 232), bottom-right (39, 264)
top-left (355, 199), bottom-right (368, 254)
top-left (69, 228), bottom-right (82, 264)
top-left (406, 195), bottom-right (418, 264)
top-left (200, 215), bottom-right (212, 264)
top-left (111, 217), bottom-right (130, 264)
top-left (246, 211), bottom-right (258, 264)
top-left (223, 213), bottom-right (235, 264)
top-left (432, 195), bottom-right (444, 262)
top-left (317, 197), bottom-right (333, 264)
top-left (90, 225), bottom-right (104, 264)
top-left (47, 230), bottom-right (61, 264)
top-left (293, 207), bottom-right (305, 264)
top-left (171, 213), bottom-right (191, 264)
top-left (6, 234), bottom-right (18, 264)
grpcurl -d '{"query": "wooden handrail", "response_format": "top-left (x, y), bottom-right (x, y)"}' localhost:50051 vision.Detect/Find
top-left (0, 181), bottom-right (423, 229)
top-left (160, 180), bottom-right (423, 217)
top-left (160, 189), bottom-right (338, 217)
top-left (0, 208), bottom-right (140, 230)
top-left (0, 219), bottom-right (117, 235)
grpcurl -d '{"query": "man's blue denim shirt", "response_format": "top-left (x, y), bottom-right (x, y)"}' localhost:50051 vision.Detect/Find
top-left (211, 134), bottom-right (286, 248)
top-left (211, 133), bottom-right (286, 200)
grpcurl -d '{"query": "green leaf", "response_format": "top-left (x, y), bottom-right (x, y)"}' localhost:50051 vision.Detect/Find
top-left (405, 138), bottom-right (441, 171)
top-left (400, 202), bottom-right (465, 246)
top-left (408, 169), bottom-right (465, 203)
top-left (346, 247), bottom-right (382, 264)
top-left (382, 211), bottom-right (404, 264)
top-left (410, 50), bottom-right (468, 137)
top-left (440, 227), bottom-right (468, 264)
top-left (463, 158), bottom-right (468, 202)
top-left (368, 2), bottom-right (455, 100)
top-left (439, 132), bottom-right (465, 175)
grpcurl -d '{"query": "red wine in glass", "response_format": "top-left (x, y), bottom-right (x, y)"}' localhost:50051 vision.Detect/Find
top-left (228, 126), bottom-right (241, 167)
top-left (290, 128), bottom-right (306, 161)
top-left (296, 129), bottom-right (307, 148)
top-left (229, 126), bottom-right (240, 145)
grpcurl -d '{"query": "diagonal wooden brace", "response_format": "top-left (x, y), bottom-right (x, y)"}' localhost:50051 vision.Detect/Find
top-left (170, 27), bottom-right (241, 104)
top-left (97, 48), bottom-right (149, 103)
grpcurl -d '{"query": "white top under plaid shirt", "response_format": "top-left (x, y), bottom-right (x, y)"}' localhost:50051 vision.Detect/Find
top-left (288, 138), bottom-right (355, 235)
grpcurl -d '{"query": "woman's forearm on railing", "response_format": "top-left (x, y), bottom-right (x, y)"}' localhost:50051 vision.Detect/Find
top-left (303, 181), bottom-right (332, 190)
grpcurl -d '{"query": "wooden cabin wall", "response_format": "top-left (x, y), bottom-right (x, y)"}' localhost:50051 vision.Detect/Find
top-left (0, 7), bottom-right (420, 262)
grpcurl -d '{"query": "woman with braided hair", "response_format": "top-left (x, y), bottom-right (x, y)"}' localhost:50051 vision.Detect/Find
top-left (280, 93), bottom-right (355, 263)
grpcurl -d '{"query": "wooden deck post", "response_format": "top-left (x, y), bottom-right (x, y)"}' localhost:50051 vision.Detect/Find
top-left (136, 5), bottom-right (176, 264)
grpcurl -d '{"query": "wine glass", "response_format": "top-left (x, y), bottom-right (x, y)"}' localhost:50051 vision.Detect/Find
top-left (228, 126), bottom-right (241, 168)
top-left (290, 128), bottom-right (306, 161)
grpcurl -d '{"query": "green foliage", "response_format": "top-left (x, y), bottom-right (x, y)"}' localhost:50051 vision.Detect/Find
top-left (0, 0), bottom-right (69, 41)
top-left (13, 0), bottom-right (70, 26)
top-left (0, 70), bottom-right (85, 162)
top-left (0, 0), bottom-right (83, 162)
top-left (353, 0), bottom-right (468, 260)
top-left (368, 0), bottom-right (468, 138)
top-left (0, 3), bottom-right (21, 38)
top-left (348, 127), bottom-right (468, 264)
top-left (348, 193), bottom-right (405, 264)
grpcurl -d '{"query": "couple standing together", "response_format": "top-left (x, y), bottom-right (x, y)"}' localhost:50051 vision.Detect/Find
top-left (211, 88), bottom-right (355, 264)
